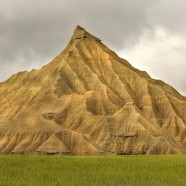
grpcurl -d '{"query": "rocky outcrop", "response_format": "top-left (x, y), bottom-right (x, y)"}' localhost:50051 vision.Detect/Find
top-left (0, 26), bottom-right (186, 155)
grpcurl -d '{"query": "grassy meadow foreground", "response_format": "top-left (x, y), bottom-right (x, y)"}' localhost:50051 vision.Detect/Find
top-left (0, 155), bottom-right (186, 186)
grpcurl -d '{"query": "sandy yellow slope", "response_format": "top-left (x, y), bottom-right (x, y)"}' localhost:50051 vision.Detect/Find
top-left (0, 26), bottom-right (186, 154)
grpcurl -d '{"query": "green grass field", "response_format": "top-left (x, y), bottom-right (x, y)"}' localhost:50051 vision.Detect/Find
top-left (0, 155), bottom-right (186, 186)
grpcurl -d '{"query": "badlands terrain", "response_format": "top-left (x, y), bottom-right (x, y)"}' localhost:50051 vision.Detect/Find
top-left (0, 26), bottom-right (186, 155)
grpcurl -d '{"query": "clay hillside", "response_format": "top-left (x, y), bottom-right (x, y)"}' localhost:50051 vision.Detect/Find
top-left (0, 26), bottom-right (186, 155)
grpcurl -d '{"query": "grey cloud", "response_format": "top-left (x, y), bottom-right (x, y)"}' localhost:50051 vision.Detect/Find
top-left (148, 0), bottom-right (186, 34)
top-left (0, 0), bottom-right (186, 95)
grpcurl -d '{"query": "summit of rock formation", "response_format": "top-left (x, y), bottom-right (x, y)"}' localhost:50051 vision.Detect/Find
top-left (0, 26), bottom-right (186, 155)
top-left (72, 25), bottom-right (101, 41)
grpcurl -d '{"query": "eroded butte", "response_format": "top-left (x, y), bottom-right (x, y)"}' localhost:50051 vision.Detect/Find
top-left (0, 26), bottom-right (186, 155)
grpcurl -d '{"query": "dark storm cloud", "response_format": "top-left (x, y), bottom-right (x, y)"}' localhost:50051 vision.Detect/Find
top-left (0, 0), bottom-right (186, 95)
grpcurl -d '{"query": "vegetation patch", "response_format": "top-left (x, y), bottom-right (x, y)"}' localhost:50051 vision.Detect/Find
top-left (0, 155), bottom-right (186, 186)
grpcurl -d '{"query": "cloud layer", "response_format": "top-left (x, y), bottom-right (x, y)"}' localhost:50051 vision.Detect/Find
top-left (0, 0), bottom-right (185, 95)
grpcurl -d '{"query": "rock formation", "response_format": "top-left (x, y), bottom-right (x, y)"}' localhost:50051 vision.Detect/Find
top-left (0, 26), bottom-right (186, 155)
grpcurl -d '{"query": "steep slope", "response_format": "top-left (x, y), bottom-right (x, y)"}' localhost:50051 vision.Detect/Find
top-left (0, 26), bottom-right (186, 155)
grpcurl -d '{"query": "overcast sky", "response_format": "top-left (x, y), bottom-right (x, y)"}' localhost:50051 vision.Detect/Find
top-left (0, 0), bottom-right (185, 95)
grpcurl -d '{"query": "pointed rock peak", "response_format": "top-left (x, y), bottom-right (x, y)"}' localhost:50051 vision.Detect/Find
top-left (74, 25), bottom-right (87, 33)
top-left (72, 25), bottom-right (101, 42)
